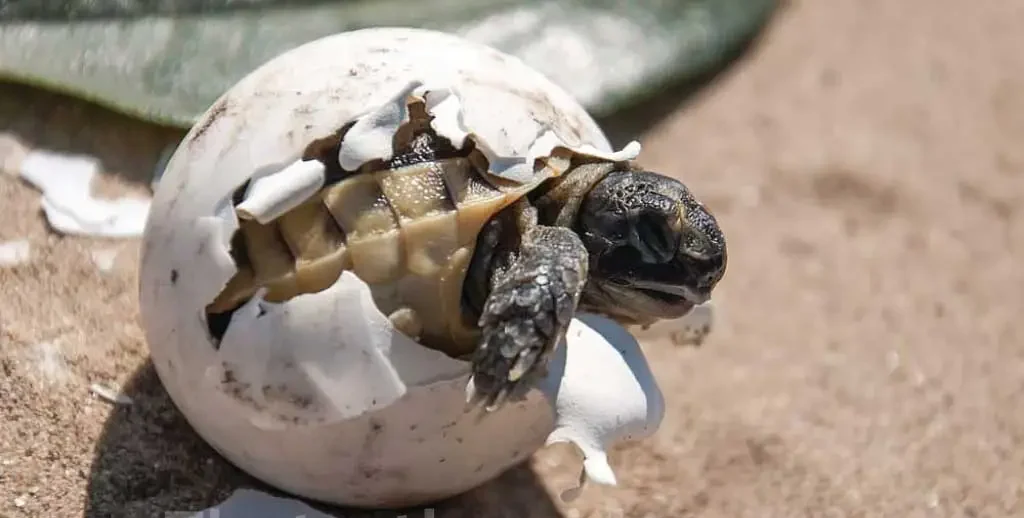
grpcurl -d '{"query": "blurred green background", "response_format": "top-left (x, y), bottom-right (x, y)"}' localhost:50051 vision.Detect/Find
top-left (0, 0), bottom-right (777, 135)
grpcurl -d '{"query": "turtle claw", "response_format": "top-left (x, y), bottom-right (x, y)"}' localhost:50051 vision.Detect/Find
top-left (465, 348), bottom-right (543, 413)
top-left (464, 375), bottom-right (513, 412)
top-left (508, 348), bottom-right (540, 382)
top-left (464, 370), bottom-right (517, 413)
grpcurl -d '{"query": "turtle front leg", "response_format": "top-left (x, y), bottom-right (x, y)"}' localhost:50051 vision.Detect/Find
top-left (466, 201), bottom-right (589, 410)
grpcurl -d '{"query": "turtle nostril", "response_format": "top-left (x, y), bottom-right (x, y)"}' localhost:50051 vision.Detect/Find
top-left (685, 251), bottom-right (726, 294)
top-left (703, 254), bottom-right (726, 290)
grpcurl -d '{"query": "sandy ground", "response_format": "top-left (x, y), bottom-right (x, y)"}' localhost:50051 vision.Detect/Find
top-left (2, 0), bottom-right (1023, 516)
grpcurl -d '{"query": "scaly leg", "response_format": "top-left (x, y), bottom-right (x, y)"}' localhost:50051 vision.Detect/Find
top-left (466, 201), bottom-right (589, 410)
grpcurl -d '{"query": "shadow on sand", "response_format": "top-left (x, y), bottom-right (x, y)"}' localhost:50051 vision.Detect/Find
top-left (0, 80), bottom-right (184, 190)
top-left (83, 361), bottom-right (565, 518)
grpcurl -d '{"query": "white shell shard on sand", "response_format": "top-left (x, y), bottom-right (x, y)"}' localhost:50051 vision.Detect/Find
top-left (89, 382), bottom-right (134, 406)
top-left (0, 239), bottom-right (31, 267)
top-left (140, 27), bottom-right (675, 508)
top-left (188, 489), bottom-right (336, 518)
top-left (12, 149), bottom-right (150, 238)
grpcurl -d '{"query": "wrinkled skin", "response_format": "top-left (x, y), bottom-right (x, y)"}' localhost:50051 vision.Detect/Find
top-left (465, 163), bottom-right (727, 410)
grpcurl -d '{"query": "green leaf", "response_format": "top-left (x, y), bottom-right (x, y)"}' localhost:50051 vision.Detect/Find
top-left (0, 0), bottom-right (777, 129)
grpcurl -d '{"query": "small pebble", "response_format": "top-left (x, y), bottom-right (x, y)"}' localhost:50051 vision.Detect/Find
top-left (13, 495), bottom-right (26, 507)
top-left (89, 247), bottom-right (119, 272)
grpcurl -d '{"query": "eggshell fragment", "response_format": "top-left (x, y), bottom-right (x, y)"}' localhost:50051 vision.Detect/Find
top-left (235, 159), bottom-right (326, 224)
top-left (139, 27), bottom-right (666, 508)
top-left (541, 314), bottom-right (665, 501)
top-left (186, 489), bottom-right (336, 518)
top-left (16, 149), bottom-right (150, 238)
top-left (336, 80), bottom-right (642, 182)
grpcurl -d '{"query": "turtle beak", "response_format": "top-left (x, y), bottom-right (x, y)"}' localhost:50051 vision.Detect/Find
top-left (624, 279), bottom-right (710, 305)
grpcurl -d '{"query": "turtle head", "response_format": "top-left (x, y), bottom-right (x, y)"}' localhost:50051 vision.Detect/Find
top-left (575, 168), bottom-right (727, 325)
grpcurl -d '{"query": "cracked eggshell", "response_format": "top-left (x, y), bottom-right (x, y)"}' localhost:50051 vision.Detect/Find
top-left (139, 27), bottom-right (661, 508)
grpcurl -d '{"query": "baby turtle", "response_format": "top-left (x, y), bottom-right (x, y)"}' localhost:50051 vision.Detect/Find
top-left (206, 89), bottom-right (726, 410)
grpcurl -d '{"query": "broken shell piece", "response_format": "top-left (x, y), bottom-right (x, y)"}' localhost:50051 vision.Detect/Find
top-left (139, 27), bottom-right (664, 508)
top-left (187, 489), bottom-right (336, 518)
top-left (337, 80), bottom-right (642, 184)
top-left (14, 148), bottom-right (151, 238)
top-left (541, 314), bottom-right (664, 502)
top-left (89, 383), bottom-right (133, 406)
top-left (235, 159), bottom-right (326, 224)
top-left (337, 80), bottom-right (423, 171)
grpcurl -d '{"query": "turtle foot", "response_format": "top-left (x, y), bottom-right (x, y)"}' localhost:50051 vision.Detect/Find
top-left (467, 225), bottom-right (587, 411)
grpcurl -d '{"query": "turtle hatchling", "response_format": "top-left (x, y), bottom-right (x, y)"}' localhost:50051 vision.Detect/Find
top-left (204, 45), bottom-right (727, 413)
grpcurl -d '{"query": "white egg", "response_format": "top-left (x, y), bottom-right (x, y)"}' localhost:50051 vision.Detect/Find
top-left (138, 27), bottom-right (664, 509)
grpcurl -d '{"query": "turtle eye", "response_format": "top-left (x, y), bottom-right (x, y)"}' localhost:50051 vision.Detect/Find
top-left (578, 202), bottom-right (630, 251)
